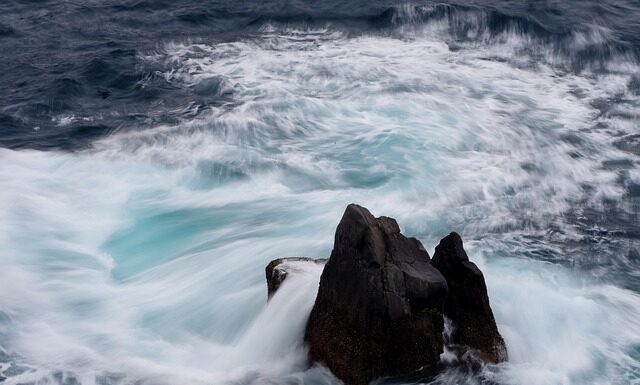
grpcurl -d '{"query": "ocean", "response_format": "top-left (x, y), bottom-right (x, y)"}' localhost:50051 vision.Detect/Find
top-left (0, 1), bottom-right (639, 384)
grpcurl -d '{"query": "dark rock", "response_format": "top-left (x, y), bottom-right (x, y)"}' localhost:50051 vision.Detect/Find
top-left (266, 257), bottom-right (327, 298)
top-left (305, 204), bottom-right (448, 385)
top-left (431, 232), bottom-right (508, 363)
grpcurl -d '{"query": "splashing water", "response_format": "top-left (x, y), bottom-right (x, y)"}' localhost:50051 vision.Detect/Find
top-left (1, 4), bottom-right (640, 385)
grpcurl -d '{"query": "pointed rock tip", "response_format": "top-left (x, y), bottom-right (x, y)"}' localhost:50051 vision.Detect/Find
top-left (343, 203), bottom-right (375, 223)
top-left (433, 232), bottom-right (469, 263)
top-left (342, 204), bottom-right (400, 235)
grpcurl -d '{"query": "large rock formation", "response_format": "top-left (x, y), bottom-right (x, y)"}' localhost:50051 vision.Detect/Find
top-left (431, 232), bottom-right (508, 363)
top-left (265, 257), bottom-right (327, 298)
top-left (304, 204), bottom-right (449, 385)
top-left (264, 205), bottom-right (508, 385)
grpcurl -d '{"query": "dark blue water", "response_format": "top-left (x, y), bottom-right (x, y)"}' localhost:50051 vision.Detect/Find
top-left (0, 1), bottom-right (639, 385)
top-left (2, 0), bottom-right (640, 149)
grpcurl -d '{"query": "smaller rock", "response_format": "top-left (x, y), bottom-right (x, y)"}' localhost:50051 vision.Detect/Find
top-left (431, 232), bottom-right (508, 363)
top-left (266, 257), bottom-right (327, 298)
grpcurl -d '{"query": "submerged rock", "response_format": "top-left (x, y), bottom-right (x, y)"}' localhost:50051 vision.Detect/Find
top-left (304, 204), bottom-right (448, 385)
top-left (431, 232), bottom-right (508, 363)
top-left (266, 257), bottom-right (327, 298)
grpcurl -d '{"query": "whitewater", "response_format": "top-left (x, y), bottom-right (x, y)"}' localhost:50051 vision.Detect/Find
top-left (1, 4), bottom-right (639, 385)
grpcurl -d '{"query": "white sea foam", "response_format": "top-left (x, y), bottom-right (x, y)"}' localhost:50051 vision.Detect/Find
top-left (1, 13), bottom-right (639, 385)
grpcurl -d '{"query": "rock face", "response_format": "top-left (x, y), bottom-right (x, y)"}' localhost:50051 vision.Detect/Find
top-left (265, 257), bottom-right (327, 298)
top-left (305, 204), bottom-right (449, 385)
top-left (264, 206), bottom-right (508, 385)
top-left (431, 232), bottom-right (508, 363)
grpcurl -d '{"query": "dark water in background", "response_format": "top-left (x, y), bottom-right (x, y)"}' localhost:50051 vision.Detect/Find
top-left (1, 1), bottom-right (640, 385)
top-left (2, 0), bottom-right (640, 149)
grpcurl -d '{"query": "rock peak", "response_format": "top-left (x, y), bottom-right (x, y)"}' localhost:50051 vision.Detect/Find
top-left (431, 233), bottom-right (508, 363)
top-left (435, 232), bottom-right (467, 260)
top-left (305, 205), bottom-right (448, 385)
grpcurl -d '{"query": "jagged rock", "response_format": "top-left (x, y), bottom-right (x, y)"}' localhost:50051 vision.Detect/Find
top-left (265, 206), bottom-right (508, 384)
top-left (431, 232), bottom-right (508, 363)
top-left (305, 204), bottom-right (448, 385)
top-left (266, 257), bottom-right (327, 298)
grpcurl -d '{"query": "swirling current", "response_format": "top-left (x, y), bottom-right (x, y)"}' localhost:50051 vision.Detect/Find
top-left (0, 1), bottom-right (639, 385)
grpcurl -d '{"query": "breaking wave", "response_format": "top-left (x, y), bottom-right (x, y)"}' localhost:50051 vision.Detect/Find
top-left (1, 1), bottom-right (639, 385)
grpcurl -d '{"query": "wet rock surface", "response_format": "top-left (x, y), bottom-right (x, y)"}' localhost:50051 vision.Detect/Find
top-left (431, 232), bottom-right (508, 363)
top-left (264, 205), bottom-right (508, 385)
top-left (304, 204), bottom-right (448, 385)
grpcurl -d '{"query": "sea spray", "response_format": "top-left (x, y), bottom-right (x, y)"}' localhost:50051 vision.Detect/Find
top-left (1, 2), bottom-right (639, 384)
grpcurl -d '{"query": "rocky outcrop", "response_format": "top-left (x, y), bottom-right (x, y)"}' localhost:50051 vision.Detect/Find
top-left (431, 232), bottom-right (508, 363)
top-left (304, 204), bottom-right (449, 385)
top-left (266, 257), bottom-right (327, 298)
top-left (263, 205), bottom-right (508, 385)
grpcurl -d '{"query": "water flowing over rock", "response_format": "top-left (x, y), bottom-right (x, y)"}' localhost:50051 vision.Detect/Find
top-left (266, 257), bottom-right (327, 298)
top-left (264, 205), bottom-right (508, 385)
top-left (304, 204), bottom-right (449, 385)
top-left (431, 232), bottom-right (508, 363)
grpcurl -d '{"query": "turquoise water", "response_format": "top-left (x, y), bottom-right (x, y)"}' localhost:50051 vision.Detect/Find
top-left (1, 13), bottom-right (640, 385)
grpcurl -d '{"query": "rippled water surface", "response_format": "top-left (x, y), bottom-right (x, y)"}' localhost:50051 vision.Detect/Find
top-left (0, 1), bottom-right (639, 385)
